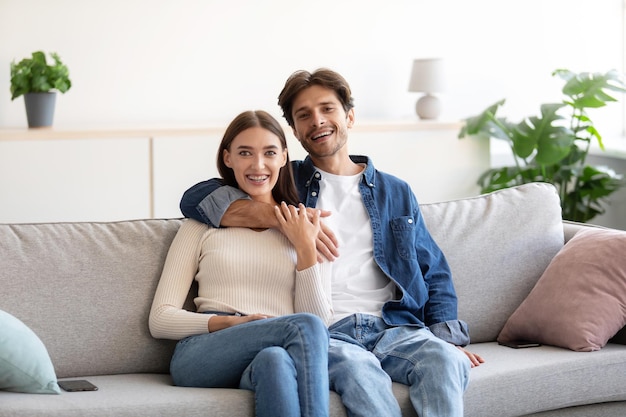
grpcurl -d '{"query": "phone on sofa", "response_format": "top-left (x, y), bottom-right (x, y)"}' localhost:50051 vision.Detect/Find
top-left (498, 340), bottom-right (541, 349)
top-left (58, 379), bottom-right (98, 392)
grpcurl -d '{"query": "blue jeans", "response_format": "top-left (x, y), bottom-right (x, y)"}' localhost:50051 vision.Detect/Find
top-left (170, 313), bottom-right (330, 417)
top-left (329, 314), bottom-right (470, 417)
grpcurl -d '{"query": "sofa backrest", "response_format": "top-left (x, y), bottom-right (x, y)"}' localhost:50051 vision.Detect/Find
top-left (0, 183), bottom-right (567, 380)
top-left (0, 219), bottom-right (183, 378)
top-left (420, 182), bottom-right (565, 343)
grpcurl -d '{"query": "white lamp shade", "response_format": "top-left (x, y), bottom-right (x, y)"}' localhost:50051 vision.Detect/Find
top-left (408, 58), bottom-right (445, 93)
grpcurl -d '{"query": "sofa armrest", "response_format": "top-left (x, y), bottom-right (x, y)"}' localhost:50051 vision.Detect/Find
top-left (563, 220), bottom-right (608, 243)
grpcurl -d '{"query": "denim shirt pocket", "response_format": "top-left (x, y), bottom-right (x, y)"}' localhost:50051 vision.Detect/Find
top-left (390, 216), bottom-right (416, 260)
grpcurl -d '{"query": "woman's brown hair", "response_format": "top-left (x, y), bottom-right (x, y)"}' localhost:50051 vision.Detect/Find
top-left (217, 110), bottom-right (299, 205)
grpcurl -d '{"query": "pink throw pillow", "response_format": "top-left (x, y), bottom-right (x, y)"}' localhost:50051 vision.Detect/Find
top-left (497, 228), bottom-right (626, 352)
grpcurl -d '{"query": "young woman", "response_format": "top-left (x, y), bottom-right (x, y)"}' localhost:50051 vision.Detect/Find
top-left (149, 110), bottom-right (332, 417)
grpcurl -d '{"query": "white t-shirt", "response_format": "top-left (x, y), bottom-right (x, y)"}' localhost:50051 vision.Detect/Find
top-left (315, 166), bottom-right (396, 324)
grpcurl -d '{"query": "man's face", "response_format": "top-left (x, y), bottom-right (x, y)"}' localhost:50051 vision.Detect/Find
top-left (290, 85), bottom-right (354, 160)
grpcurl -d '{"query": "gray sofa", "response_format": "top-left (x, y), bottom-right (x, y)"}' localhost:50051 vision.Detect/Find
top-left (1, 182), bottom-right (625, 417)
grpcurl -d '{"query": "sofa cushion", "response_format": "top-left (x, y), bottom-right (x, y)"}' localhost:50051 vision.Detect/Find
top-left (497, 228), bottom-right (626, 351)
top-left (419, 182), bottom-right (564, 343)
top-left (0, 309), bottom-right (60, 394)
top-left (0, 373), bottom-right (417, 417)
top-left (464, 342), bottom-right (626, 417)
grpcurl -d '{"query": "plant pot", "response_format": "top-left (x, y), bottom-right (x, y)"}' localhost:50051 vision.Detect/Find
top-left (24, 92), bottom-right (56, 128)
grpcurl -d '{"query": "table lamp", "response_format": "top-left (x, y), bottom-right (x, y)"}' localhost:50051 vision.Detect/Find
top-left (408, 58), bottom-right (445, 120)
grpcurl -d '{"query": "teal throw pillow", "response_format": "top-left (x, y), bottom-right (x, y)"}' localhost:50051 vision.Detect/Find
top-left (0, 309), bottom-right (61, 394)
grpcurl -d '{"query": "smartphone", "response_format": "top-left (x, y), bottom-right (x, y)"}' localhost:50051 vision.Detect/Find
top-left (58, 379), bottom-right (98, 392)
top-left (498, 340), bottom-right (541, 349)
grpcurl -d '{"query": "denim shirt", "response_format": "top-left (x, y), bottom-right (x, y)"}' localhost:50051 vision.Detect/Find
top-left (180, 155), bottom-right (470, 346)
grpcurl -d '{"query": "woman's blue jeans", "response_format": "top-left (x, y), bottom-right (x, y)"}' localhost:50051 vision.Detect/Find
top-left (170, 313), bottom-right (329, 417)
top-left (328, 313), bottom-right (470, 417)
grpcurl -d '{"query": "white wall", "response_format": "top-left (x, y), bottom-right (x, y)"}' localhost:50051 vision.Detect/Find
top-left (1, 0), bottom-right (625, 228)
top-left (0, 0), bottom-right (623, 134)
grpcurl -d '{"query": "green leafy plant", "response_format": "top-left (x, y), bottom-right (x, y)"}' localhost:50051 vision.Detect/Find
top-left (459, 69), bottom-right (626, 223)
top-left (10, 51), bottom-right (71, 100)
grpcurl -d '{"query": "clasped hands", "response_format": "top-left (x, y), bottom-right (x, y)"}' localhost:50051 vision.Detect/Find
top-left (273, 202), bottom-right (339, 262)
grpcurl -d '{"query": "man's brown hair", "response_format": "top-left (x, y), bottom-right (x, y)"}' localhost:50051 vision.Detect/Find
top-left (278, 68), bottom-right (355, 128)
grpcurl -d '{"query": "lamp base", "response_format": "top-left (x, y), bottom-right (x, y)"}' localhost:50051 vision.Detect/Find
top-left (415, 94), bottom-right (441, 120)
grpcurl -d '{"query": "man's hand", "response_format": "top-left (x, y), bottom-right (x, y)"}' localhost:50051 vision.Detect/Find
top-left (223, 200), bottom-right (339, 262)
top-left (302, 207), bottom-right (339, 261)
top-left (457, 346), bottom-right (485, 368)
top-left (317, 219), bottom-right (339, 261)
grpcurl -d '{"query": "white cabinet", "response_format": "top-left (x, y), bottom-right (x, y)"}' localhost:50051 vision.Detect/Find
top-left (0, 137), bottom-right (150, 223)
top-left (0, 122), bottom-right (490, 223)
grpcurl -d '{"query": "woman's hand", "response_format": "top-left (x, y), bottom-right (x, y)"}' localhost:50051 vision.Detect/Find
top-left (274, 202), bottom-right (320, 270)
top-left (208, 313), bottom-right (271, 332)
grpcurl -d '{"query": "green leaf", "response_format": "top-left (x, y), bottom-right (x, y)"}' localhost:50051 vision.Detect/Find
top-left (560, 70), bottom-right (626, 110)
top-left (31, 51), bottom-right (47, 65)
top-left (511, 103), bottom-right (574, 164)
top-left (458, 99), bottom-right (508, 140)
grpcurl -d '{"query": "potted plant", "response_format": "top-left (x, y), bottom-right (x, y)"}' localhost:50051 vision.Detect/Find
top-left (10, 51), bottom-right (72, 128)
top-left (458, 69), bottom-right (625, 223)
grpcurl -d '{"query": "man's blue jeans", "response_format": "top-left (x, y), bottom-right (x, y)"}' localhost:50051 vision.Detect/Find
top-left (170, 313), bottom-right (330, 417)
top-left (329, 314), bottom-right (470, 417)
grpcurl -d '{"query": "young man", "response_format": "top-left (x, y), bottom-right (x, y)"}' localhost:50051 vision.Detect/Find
top-left (180, 68), bottom-right (484, 417)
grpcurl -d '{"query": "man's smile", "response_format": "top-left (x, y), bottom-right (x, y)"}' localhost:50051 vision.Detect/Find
top-left (311, 129), bottom-right (333, 141)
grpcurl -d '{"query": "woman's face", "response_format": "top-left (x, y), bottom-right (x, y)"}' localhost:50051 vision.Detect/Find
top-left (223, 126), bottom-right (287, 204)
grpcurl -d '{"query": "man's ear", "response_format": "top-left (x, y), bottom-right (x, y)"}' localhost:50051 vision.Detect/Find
top-left (223, 149), bottom-right (232, 167)
top-left (346, 108), bottom-right (355, 128)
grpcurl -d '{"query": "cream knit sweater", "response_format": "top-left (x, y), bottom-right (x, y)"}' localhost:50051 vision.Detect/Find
top-left (149, 219), bottom-right (333, 340)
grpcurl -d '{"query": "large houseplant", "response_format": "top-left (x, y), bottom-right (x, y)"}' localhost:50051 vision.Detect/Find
top-left (10, 51), bottom-right (72, 128)
top-left (458, 69), bottom-right (625, 223)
